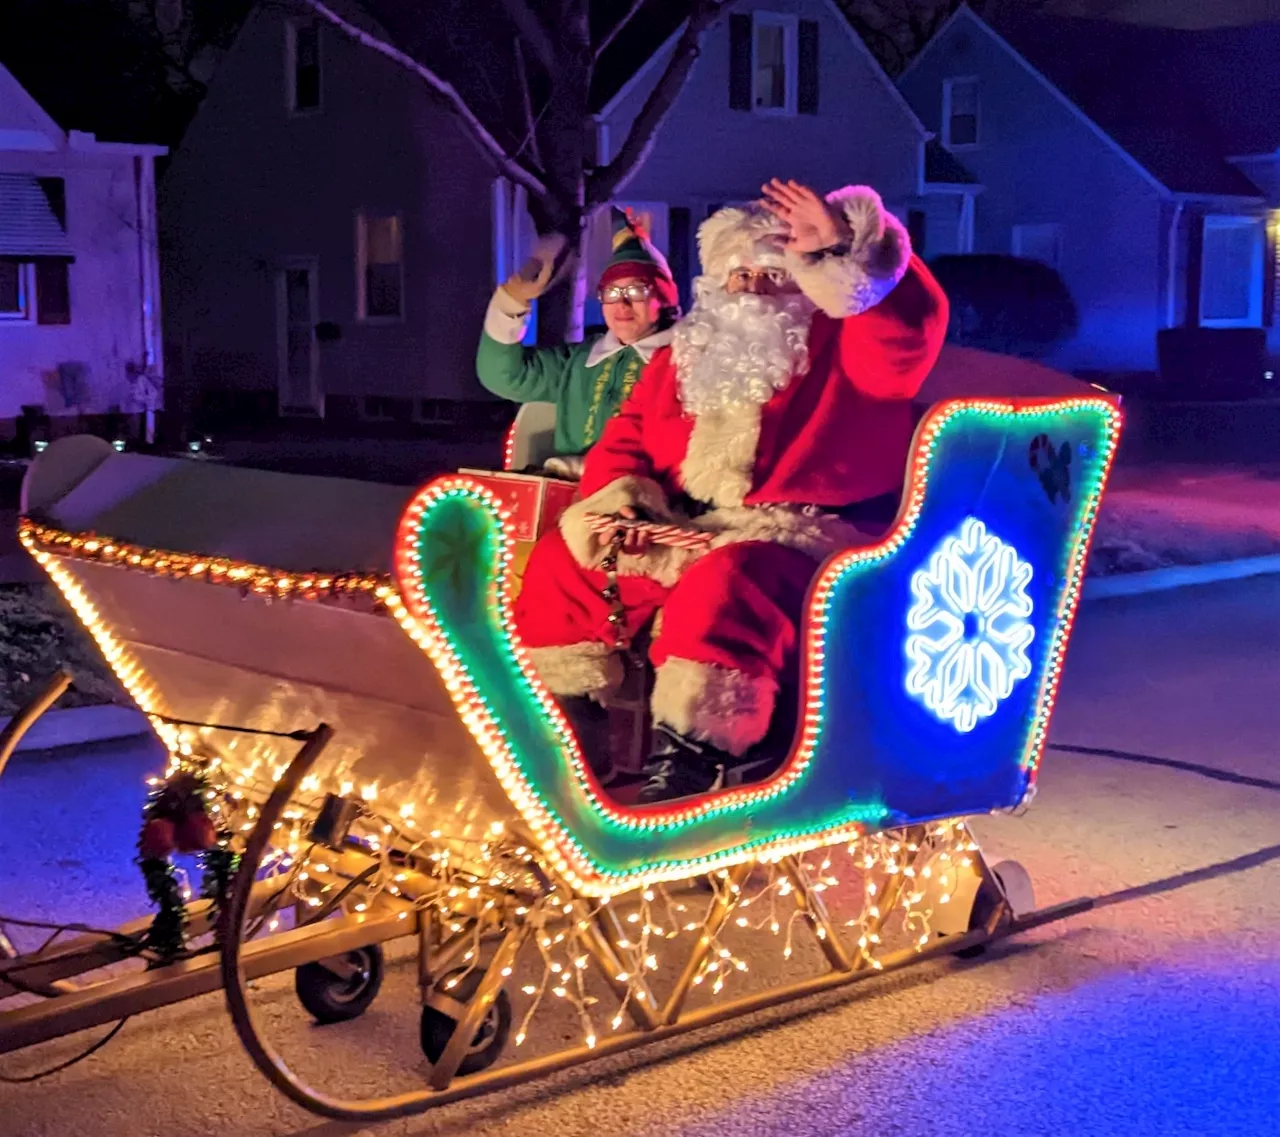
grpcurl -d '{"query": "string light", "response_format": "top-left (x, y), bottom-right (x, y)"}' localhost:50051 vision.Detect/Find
top-left (19, 520), bottom-right (388, 607)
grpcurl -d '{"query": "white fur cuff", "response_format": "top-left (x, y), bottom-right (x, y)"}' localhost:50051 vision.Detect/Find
top-left (784, 186), bottom-right (911, 319)
top-left (651, 657), bottom-right (777, 756)
top-left (483, 288), bottom-right (533, 345)
top-left (560, 475), bottom-right (676, 568)
top-left (526, 642), bottom-right (622, 697)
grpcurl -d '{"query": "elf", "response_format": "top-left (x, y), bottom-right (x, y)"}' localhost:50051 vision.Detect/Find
top-left (477, 212), bottom-right (681, 465)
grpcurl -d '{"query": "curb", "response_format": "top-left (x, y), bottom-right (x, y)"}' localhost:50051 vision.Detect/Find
top-left (1, 704), bottom-right (151, 754)
top-left (1084, 552), bottom-right (1280, 600)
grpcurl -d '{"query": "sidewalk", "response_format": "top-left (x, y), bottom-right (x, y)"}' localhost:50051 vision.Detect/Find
top-left (1092, 463), bottom-right (1280, 575)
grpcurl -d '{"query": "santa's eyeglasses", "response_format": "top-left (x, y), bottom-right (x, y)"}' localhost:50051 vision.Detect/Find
top-left (726, 266), bottom-right (790, 287)
top-left (598, 282), bottom-right (654, 305)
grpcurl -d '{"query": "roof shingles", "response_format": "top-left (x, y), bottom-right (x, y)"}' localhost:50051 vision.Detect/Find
top-left (985, 11), bottom-right (1274, 199)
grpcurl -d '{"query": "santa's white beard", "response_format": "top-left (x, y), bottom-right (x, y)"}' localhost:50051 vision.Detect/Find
top-left (671, 279), bottom-right (816, 417)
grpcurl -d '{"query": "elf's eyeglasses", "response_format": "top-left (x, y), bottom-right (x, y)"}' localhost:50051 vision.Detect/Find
top-left (599, 282), bottom-right (654, 305)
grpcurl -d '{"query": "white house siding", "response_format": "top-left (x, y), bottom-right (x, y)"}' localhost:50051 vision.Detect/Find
top-left (592, 0), bottom-right (925, 313)
top-left (159, 4), bottom-right (498, 418)
top-left (898, 11), bottom-right (1167, 373)
top-left (0, 141), bottom-right (161, 426)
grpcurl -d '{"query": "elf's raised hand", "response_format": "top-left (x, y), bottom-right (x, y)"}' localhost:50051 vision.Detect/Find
top-left (503, 233), bottom-right (571, 307)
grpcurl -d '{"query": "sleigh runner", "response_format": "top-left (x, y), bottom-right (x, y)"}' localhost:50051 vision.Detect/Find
top-left (2, 372), bottom-right (1119, 1120)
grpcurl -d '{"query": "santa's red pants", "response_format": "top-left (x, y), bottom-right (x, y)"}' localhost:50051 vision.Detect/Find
top-left (514, 530), bottom-right (817, 755)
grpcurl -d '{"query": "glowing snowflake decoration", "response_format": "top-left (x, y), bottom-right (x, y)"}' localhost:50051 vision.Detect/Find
top-left (905, 517), bottom-right (1035, 733)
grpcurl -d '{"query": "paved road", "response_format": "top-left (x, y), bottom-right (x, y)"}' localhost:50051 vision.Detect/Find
top-left (1, 579), bottom-right (1279, 1137)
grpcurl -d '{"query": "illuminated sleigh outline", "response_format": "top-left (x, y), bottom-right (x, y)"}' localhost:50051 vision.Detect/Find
top-left (6, 374), bottom-right (1120, 1122)
top-left (393, 395), bottom-right (1119, 896)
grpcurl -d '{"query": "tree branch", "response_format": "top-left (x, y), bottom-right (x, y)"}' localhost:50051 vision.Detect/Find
top-left (294, 0), bottom-right (548, 201)
top-left (513, 38), bottom-right (544, 168)
top-left (594, 0), bottom-right (647, 60)
top-left (497, 0), bottom-right (559, 73)
top-left (587, 0), bottom-right (739, 206)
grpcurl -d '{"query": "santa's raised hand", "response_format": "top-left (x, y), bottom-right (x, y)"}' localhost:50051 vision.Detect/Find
top-left (760, 179), bottom-right (851, 255)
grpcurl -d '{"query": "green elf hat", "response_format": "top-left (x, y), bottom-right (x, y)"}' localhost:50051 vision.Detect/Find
top-left (599, 207), bottom-right (679, 308)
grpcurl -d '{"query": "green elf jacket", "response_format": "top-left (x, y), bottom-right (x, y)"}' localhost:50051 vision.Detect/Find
top-left (476, 287), bottom-right (674, 456)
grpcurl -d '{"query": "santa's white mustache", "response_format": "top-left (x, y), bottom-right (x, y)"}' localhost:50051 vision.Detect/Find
top-left (672, 281), bottom-right (815, 417)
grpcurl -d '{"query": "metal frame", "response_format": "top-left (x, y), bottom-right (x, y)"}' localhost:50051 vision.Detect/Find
top-left (220, 727), bottom-right (1095, 1123)
top-left (2, 682), bottom-right (1092, 1114)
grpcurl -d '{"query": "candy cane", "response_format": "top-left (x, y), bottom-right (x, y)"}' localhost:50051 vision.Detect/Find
top-left (584, 513), bottom-right (714, 550)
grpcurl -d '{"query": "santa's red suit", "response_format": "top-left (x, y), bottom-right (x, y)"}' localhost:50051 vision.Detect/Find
top-left (515, 187), bottom-right (948, 757)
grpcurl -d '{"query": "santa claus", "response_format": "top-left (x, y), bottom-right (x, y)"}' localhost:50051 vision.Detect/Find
top-left (514, 179), bottom-right (949, 803)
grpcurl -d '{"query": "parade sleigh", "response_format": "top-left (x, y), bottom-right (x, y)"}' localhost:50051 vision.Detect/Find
top-left (0, 348), bottom-right (1120, 1121)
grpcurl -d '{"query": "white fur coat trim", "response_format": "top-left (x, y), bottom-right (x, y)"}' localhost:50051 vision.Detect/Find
top-left (784, 186), bottom-right (912, 320)
top-left (651, 656), bottom-right (777, 756)
top-left (697, 504), bottom-right (868, 561)
top-left (680, 403), bottom-right (763, 508)
top-left (560, 477), bottom-right (871, 587)
top-left (526, 642), bottom-right (621, 697)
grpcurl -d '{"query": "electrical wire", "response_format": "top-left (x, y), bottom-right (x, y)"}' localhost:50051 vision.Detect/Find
top-left (0, 1020), bottom-right (128, 1083)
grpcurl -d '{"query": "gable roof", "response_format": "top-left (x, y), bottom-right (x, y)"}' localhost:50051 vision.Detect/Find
top-left (592, 0), bottom-right (926, 129)
top-left (978, 10), bottom-right (1271, 199)
top-left (591, 0), bottom-right (686, 114)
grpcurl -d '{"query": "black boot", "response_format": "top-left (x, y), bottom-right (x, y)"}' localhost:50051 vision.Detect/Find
top-left (635, 726), bottom-right (734, 804)
top-left (556, 695), bottom-right (616, 786)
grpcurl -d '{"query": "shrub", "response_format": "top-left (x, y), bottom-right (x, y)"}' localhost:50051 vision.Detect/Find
top-left (928, 254), bottom-right (1078, 358)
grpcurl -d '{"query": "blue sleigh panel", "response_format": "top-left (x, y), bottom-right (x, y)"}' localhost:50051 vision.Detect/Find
top-left (393, 395), bottom-right (1120, 896)
top-left (807, 396), bottom-right (1120, 827)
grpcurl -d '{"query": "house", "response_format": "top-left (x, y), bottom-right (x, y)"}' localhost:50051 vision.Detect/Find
top-left (898, 6), bottom-right (1280, 379)
top-left (0, 62), bottom-right (166, 442)
top-left (580, 0), bottom-right (945, 326)
top-left (159, 0), bottom-right (943, 427)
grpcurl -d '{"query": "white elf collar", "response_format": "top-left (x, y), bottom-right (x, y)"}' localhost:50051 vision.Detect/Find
top-left (585, 325), bottom-right (674, 368)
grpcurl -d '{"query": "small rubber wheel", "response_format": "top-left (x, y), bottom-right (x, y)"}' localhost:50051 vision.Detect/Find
top-left (420, 968), bottom-right (512, 1076)
top-left (956, 860), bottom-right (1035, 960)
top-left (294, 944), bottom-right (385, 1023)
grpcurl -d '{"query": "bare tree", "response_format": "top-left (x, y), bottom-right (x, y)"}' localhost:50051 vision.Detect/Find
top-left (292, 0), bottom-right (740, 337)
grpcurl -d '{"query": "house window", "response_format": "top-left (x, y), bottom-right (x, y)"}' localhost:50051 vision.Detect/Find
top-left (729, 14), bottom-right (817, 115)
top-left (1200, 215), bottom-right (1265, 328)
top-left (287, 21), bottom-right (322, 113)
top-left (1012, 223), bottom-right (1062, 270)
top-left (943, 77), bottom-right (979, 149)
top-left (356, 212), bottom-right (404, 321)
top-left (0, 261), bottom-right (32, 321)
top-left (751, 13), bottom-right (797, 113)
top-left (0, 260), bottom-right (70, 324)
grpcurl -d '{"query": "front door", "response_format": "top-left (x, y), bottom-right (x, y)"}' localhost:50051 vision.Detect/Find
top-left (276, 259), bottom-right (323, 416)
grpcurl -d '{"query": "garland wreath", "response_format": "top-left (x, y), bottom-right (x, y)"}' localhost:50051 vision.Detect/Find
top-left (136, 766), bottom-right (240, 960)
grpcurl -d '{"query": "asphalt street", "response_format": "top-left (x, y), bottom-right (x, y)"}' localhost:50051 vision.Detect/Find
top-left (1, 578), bottom-right (1278, 1137)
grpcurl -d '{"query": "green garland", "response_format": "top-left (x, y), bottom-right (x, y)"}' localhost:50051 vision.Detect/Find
top-left (136, 767), bottom-right (241, 960)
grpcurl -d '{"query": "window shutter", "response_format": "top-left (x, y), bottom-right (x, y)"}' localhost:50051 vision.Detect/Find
top-left (35, 260), bottom-right (71, 325)
top-left (798, 20), bottom-right (819, 115)
top-left (668, 206), bottom-right (692, 313)
top-left (729, 14), bottom-right (751, 111)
